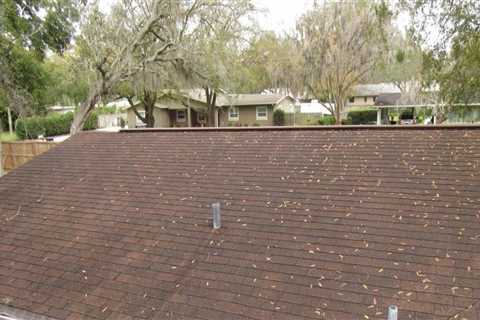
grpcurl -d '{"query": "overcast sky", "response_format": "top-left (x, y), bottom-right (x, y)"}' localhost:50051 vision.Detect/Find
top-left (253, 0), bottom-right (410, 34)
top-left (99, 0), bottom-right (410, 34)
top-left (253, 0), bottom-right (313, 33)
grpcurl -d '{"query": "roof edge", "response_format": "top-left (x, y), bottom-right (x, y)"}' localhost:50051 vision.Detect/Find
top-left (120, 124), bottom-right (480, 133)
top-left (0, 304), bottom-right (58, 320)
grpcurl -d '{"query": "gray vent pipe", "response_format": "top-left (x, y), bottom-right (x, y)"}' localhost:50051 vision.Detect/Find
top-left (212, 203), bottom-right (221, 229)
top-left (387, 305), bottom-right (398, 320)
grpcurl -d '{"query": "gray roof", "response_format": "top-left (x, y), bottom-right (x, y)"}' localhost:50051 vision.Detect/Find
top-left (375, 93), bottom-right (402, 106)
top-left (352, 83), bottom-right (401, 97)
top-left (185, 90), bottom-right (294, 107)
top-left (124, 90), bottom-right (295, 109)
top-left (217, 94), bottom-right (292, 107)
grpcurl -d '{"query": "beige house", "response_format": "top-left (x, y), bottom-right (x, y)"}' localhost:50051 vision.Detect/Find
top-left (348, 83), bottom-right (401, 108)
top-left (217, 94), bottom-right (296, 127)
top-left (126, 94), bottom-right (208, 128)
top-left (126, 92), bottom-right (297, 128)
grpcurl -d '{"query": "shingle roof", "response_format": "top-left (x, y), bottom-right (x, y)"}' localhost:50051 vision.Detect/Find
top-left (1, 126), bottom-right (480, 320)
top-left (375, 93), bottom-right (402, 106)
top-left (217, 94), bottom-right (291, 107)
top-left (182, 90), bottom-right (293, 107)
top-left (352, 83), bottom-right (401, 97)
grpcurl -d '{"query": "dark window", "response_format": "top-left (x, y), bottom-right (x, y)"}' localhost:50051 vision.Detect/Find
top-left (349, 97), bottom-right (355, 103)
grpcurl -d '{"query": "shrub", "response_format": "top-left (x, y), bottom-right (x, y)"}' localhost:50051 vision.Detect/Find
top-left (96, 106), bottom-right (118, 115)
top-left (347, 109), bottom-right (377, 125)
top-left (273, 109), bottom-right (286, 126)
top-left (83, 112), bottom-right (98, 130)
top-left (16, 112), bottom-right (98, 139)
top-left (318, 115), bottom-right (336, 125)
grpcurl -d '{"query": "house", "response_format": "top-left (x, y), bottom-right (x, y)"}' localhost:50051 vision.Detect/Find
top-left (125, 93), bottom-right (208, 128)
top-left (1, 126), bottom-right (479, 320)
top-left (217, 94), bottom-right (297, 126)
top-left (348, 83), bottom-right (401, 107)
top-left (125, 92), bottom-right (297, 128)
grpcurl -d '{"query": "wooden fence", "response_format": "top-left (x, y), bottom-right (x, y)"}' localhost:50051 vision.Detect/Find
top-left (1, 141), bottom-right (57, 175)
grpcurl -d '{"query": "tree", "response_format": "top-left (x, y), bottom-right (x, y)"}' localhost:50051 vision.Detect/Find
top-left (235, 32), bottom-right (303, 96)
top-left (0, 0), bottom-right (81, 119)
top-left (43, 54), bottom-right (91, 107)
top-left (185, 0), bottom-right (255, 127)
top-left (297, 0), bottom-right (391, 124)
top-left (402, 0), bottom-right (480, 110)
top-left (72, 0), bottom-right (254, 132)
top-left (370, 31), bottom-right (425, 105)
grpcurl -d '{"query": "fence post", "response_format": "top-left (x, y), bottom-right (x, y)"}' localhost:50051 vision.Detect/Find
top-left (7, 108), bottom-right (13, 134)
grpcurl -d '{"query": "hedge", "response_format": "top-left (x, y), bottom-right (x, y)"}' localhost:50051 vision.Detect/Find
top-left (16, 112), bottom-right (98, 139)
top-left (347, 109), bottom-right (377, 125)
top-left (318, 115), bottom-right (336, 125)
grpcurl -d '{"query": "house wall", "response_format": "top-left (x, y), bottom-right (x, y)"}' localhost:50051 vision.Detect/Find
top-left (276, 99), bottom-right (296, 113)
top-left (155, 108), bottom-right (171, 127)
top-left (127, 107), bottom-right (170, 128)
top-left (127, 109), bottom-right (136, 128)
top-left (219, 105), bottom-right (274, 126)
top-left (276, 99), bottom-right (297, 126)
top-left (348, 96), bottom-right (376, 107)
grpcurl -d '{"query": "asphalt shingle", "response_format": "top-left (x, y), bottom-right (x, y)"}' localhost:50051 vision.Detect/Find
top-left (0, 126), bottom-right (479, 320)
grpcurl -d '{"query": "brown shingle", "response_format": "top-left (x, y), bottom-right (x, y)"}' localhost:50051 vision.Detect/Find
top-left (0, 126), bottom-right (479, 320)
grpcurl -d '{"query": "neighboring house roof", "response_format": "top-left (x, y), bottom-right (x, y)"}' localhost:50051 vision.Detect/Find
top-left (125, 99), bottom-right (189, 111)
top-left (105, 98), bottom-right (132, 110)
top-left (352, 83), bottom-right (401, 97)
top-left (217, 94), bottom-right (294, 107)
top-left (185, 91), bottom-right (296, 108)
top-left (374, 93), bottom-right (402, 106)
top-left (1, 126), bottom-right (480, 320)
top-left (123, 90), bottom-right (295, 110)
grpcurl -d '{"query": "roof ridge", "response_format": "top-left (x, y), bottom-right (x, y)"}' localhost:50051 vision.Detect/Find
top-left (120, 124), bottom-right (480, 133)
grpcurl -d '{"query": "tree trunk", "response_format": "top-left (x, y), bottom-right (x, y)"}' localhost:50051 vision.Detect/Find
top-left (142, 90), bottom-right (157, 128)
top-left (70, 90), bottom-right (102, 135)
top-left (334, 96), bottom-right (343, 125)
top-left (204, 87), bottom-right (217, 127)
top-left (71, 66), bottom-right (110, 135)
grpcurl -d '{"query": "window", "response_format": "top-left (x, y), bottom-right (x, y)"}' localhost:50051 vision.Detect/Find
top-left (349, 97), bottom-right (355, 103)
top-left (176, 110), bottom-right (187, 123)
top-left (256, 106), bottom-right (268, 121)
top-left (228, 107), bottom-right (239, 121)
top-left (364, 97), bottom-right (368, 103)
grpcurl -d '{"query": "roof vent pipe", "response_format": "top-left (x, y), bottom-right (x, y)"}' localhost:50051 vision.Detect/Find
top-left (387, 305), bottom-right (398, 320)
top-left (212, 203), bottom-right (221, 230)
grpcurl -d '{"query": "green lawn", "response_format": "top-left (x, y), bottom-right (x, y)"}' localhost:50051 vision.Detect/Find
top-left (0, 132), bottom-right (18, 142)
